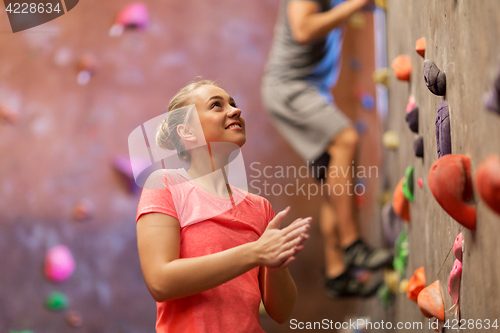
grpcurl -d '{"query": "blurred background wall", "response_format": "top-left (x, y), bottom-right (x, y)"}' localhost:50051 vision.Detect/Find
top-left (0, 1), bottom-right (383, 331)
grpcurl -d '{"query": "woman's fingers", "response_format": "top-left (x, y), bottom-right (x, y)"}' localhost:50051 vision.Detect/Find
top-left (283, 222), bottom-right (310, 243)
top-left (283, 217), bottom-right (311, 234)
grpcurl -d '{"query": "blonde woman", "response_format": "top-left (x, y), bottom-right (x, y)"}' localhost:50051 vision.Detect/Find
top-left (136, 80), bottom-right (311, 332)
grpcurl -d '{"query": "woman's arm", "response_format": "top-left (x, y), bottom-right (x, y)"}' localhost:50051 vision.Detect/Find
top-left (259, 218), bottom-right (310, 324)
top-left (288, 0), bottom-right (373, 44)
top-left (136, 207), bottom-right (311, 302)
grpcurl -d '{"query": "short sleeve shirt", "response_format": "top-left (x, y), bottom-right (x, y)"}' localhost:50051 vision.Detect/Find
top-left (136, 169), bottom-right (275, 333)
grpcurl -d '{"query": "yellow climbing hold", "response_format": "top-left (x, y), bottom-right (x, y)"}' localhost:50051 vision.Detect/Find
top-left (373, 68), bottom-right (390, 87)
top-left (375, 0), bottom-right (387, 10)
top-left (348, 13), bottom-right (366, 29)
top-left (383, 131), bottom-right (399, 150)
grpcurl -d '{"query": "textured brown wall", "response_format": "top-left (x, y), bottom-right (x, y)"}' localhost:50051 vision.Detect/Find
top-left (386, 0), bottom-right (500, 331)
top-left (0, 1), bottom-right (381, 332)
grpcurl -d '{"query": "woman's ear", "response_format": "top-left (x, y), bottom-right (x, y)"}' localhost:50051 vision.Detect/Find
top-left (177, 124), bottom-right (197, 142)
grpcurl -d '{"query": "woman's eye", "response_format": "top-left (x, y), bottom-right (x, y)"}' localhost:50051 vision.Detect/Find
top-left (230, 102), bottom-right (238, 108)
top-left (211, 102), bottom-right (221, 109)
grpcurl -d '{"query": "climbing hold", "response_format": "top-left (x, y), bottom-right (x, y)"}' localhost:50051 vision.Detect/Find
top-left (448, 259), bottom-right (462, 304)
top-left (484, 66), bottom-right (500, 115)
top-left (407, 267), bottom-right (425, 302)
top-left (402, 165), bottom-right (415, 202)
top-left (423, 60), bottom-right (446, 96)
top-left (354, 119), bottom-right (368, 134)
top-left (0, 104), bottom-right (19, 124)
top-left (349, 57), bottom-right (362, 71)
top-left (374, 0), bottom-right (387, 10)
top-left (379, 189), bottom-right (392, 206)
top-left (109, 2), bottom-right (149, 37)
top-left (406, 105), bottom-right (419, 133)
top-left (44, 245), bottom-right (75, 282)
top-left (113, 156), bottom-right (149, 193)
top-left (72, 199), bottom-right (94, 221)
top-left (373, 68), bottom-right (390, 87)
top-left (66, 310), bottom-right (83, 327)
top-left (361, 92), bottom-right (375, 111)
top-left (453, 232), bottom-right (463, 261)
top-left (418, 177), bottom-right (423, 188)
top-left (474, 155), bottom-right (500, 216)
top-left (348, 13), bottom-right (366, 29)
top-left (393, 177), bottom-right (410, 221)
top-left (415, 37), bottom-right (426, 58)
top-left (77, 53), bottom-right (98, 86)
top-left (377, 284), bottom-right (392, 308)
top-left (406, 95), bottom-right (416, 114)
top-left (381, 202), bottom-right (403, 246)
top-left (391, 55), bottom-right (411, 81)
top-left (417, 280), bottom-right (445, 321)
top-left (428, 154), bottom-right (476, 230)
top-left (436, 100), bottom-right (451, 158)
top-left (46, 291), bottom-right (68, 311)
top-left (393, 230), bottom-right (409, 277)
top-left (399, 279), bottom-right (409, 294)
top-left (384, 269), bottom-right (400, 294)
top-left (355, 193), bottom-right (368, 208)
top-left (383, 130), bottom-right (399, 150)
top-left (414, 136), bottom-right (424, 158)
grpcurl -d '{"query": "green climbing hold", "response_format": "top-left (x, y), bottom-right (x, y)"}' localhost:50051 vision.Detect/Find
top-left (9, 331), bottom-right (35, 333)
top-left (393, 230), bottom-right (409, 277)
top-left (402, 165), bottom-right (414, 202)
top-left (45, 291), bottom-right (68, 311)
top-left (377, 284), bottom-right (392, 308)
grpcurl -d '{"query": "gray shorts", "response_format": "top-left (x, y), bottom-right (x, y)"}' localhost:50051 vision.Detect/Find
top-left (261, 78), bottom-right (351, 161)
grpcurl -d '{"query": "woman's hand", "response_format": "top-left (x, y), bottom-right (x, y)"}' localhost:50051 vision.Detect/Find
top-left (253, 207), bottom-right (311, 270)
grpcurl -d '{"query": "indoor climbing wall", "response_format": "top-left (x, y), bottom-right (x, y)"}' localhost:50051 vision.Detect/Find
top-left (382, 0), bottom-right (500, 331)
top-left (0, 1), bottom-right (385, 332)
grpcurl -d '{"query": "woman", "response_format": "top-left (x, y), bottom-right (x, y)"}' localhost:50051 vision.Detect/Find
top-left (136, 79), bottom-right (311, 332)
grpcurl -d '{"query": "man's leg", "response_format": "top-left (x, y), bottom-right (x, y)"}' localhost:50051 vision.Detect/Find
top-left (325, 127), bottom-right (360, 249)
top-left (324, 127), bottom-right (393, 271)
top-left (319, 195), bottom-right (345, 278)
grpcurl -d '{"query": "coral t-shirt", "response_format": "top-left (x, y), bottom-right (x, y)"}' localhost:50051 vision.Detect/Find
top-left (136, 169), bottom-right (275, 333)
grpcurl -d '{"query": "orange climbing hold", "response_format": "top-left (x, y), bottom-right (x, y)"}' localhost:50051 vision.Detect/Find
top-left (474, 155), bottom-right (500, 216)
top-left (417, 280), bottom-right (445, 321)
top-left (392, 177), bottom-right (410, 222)
top-left (407, 267), bottom-right (425, 302)
top-left (391, 55), bottom-right (412, 81)
top-left (415, 37), bottom-right (426, 58)
top-left (428, 154), bottom-right (476, 230)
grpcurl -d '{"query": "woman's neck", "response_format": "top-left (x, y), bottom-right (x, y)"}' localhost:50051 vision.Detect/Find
top-left (186, 144), bottom-right (233, 198)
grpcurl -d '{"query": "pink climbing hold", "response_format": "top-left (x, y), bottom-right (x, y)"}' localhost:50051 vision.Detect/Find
top-left (110, 3), bottom-right (149, 36)
top-left (72, 199), bottom-right (94, 221)
top-left (0, 104), bottom-right (19, 124)
top-left (45, 245), bottom-right (76, 282)
top-left (448, 259), bottom-right (462, 304)
top-left (453, 232), bottom-right (463, 261)
top-left (417, 177), bottom-right (423, 188)
top-left (406, 95), bottom-right (416, 114)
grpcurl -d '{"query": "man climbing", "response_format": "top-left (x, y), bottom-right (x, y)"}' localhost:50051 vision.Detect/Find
top-left (261, 0), bottom-right (393, 298)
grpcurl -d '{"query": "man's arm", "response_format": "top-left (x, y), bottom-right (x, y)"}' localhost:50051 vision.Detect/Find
top-left (288, 0), bottom-right (372, 44)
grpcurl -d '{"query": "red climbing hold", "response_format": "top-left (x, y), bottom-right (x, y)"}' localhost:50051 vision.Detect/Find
top-left (407, 266), bottom-right (425, 302)
top-left (417, 280), bottom-right (445, 321)
top-left (391, 55), bottom-right (412, 81)
top-left (415, 37), bottom-right (426, 58)
top-left (392, 177), bottom-right (410, 222)
top-left (428, 155), bottom-right (476, 230)
top-left (474, 155), bottom-right (500, 216)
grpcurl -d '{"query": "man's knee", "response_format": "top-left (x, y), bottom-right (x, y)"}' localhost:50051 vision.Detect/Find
top-left (328, 127), bottom-right (359, 153)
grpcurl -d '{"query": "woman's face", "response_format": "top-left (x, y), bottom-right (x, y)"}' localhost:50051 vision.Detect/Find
top-left (189, 85), bottom-right (246, 148)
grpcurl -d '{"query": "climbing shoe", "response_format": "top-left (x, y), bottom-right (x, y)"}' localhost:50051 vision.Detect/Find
top-left (343, 239), bottom-right (393, 270)
top-left (324, 271), bottom-right (382, 299)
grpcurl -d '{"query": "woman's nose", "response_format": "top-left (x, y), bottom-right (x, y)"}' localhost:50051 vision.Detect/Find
top-left (228, 107), bottom-right (241, 118)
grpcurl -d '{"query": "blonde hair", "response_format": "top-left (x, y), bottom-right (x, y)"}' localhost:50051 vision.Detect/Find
top-left (156, 79), bottom-right (218, 161)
